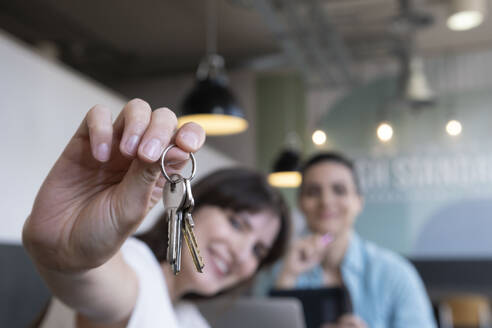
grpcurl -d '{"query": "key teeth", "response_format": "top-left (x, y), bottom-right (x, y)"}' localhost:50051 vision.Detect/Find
top-left (166, 211), bottom-right (172, 263)
top-left (183, 223), bottom-right (205, 272)
top-left (193, 247), bottom-right (204, 272)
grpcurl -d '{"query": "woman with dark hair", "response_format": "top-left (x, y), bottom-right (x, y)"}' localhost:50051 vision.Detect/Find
top-left (23, 100), bottom-right (290, 328)
top-left (137, 167), bottom-right (290, 300)
top-left (273, 152), bottom-right (436, 328)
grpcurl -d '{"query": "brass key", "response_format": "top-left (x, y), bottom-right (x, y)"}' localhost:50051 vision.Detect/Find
top-left (183, 212), bottom-right (204, 272)
top-left (181, 178), bottom-right (204, 272)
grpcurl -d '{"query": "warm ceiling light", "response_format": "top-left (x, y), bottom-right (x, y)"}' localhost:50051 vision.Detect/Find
top-left (446, 120), bottom-right (462, 136)
top-left (377, 122), bottom-right (393, 142)
top-left (447, 0), bottom-right (486, 31)
top-left (178, 113), bottom-right (248, 136)
top-left (180, 55), bottom-right (248, 136)
top-left (268, 148), bottom-right (302, 188)
top-left (448, 11), bottom-right (483, 30)
top-left (312, 130), bottom-right (327, 145)
top-left (268, 171), bottom-right (302, 188)
top-left (180, 0), bottom-right (248, 136)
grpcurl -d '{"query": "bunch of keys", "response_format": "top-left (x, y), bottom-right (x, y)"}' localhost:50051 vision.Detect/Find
top-left (161, 144), bottom-right (204, 275)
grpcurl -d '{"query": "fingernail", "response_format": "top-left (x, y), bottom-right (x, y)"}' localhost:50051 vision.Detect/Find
top-left (96, 143), bottom-right (110, 162)
top-left (125, 135), bottom-right (139, 154)
top-left (321, 233), bottom-right (333, 246)
top-left (143, 138), bottom-right (161, 160)
top-left (180, 131), bottom-right (199, 149)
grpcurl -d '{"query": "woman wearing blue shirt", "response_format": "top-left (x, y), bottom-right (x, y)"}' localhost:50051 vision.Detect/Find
top-left (275, 152), bottom-right (436, 328)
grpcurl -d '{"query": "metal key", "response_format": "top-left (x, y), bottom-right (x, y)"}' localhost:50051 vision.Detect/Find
top-left (162, 175), bottom-right (186, 274)
top-left (160, 144), bottom-right (203, 274)
top-left (181, 178), bottom-right (205, 273)
top-left (175, 210), bottom-right (183, 274)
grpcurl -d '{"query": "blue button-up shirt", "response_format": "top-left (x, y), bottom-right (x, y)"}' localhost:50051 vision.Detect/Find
top-left (256, 233), bottom-right (437, 328)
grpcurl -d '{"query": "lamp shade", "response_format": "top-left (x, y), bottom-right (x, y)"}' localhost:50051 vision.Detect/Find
top-left (179, 53), bottom-right (248, 136)
top-left (404, 57), bottom-right (435, 108)
top-left (268, 149), bottom-right (302, 188)
top-left (179, 77), bottom-right (248, 136)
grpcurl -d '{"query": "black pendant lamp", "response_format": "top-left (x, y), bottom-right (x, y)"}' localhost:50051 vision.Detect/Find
top-left (179, 55), bottom-right (248, 135)
top-left (268, 133), bottom-right (302, 188)
top-left (178, 0), bottom-right (248, 136)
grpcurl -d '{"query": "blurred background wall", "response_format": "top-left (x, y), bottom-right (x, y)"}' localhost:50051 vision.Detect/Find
top-left (0, 31), bottom-right (237, 244)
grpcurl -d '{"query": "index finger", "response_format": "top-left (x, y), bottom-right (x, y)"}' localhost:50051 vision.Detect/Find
top-left (137, 107), bottom-right (178, 163)
top-left (175, 122), bottom-right (206, 153)
top-left (161, 122), bottom-right (206, 174)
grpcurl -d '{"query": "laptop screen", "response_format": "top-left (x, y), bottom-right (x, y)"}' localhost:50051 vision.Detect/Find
top-left (270, 287), bottom-right (352, 328)
top-left (197, 297), bottom-right (306, 328)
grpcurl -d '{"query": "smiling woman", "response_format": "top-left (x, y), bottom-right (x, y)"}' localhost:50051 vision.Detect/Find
top-left (271, 152), bottom-right (437, 328)
top-left (137, 168), bottom-right (291, 299)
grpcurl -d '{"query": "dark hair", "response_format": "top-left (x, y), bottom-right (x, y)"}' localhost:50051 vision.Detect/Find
top-left (136, 167), bottom-right (291, 294)
top-left (300, 152), bottom-right (361, 195)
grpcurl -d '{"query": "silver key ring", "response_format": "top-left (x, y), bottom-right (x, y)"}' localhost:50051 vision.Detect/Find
top-left (160, 144), bottom-right (196, 183)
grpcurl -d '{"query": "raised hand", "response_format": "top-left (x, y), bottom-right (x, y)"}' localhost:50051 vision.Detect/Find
top-left (276, 233), bottom-right (333, 288)
top-left (23, 99), bottom-right (205, 273)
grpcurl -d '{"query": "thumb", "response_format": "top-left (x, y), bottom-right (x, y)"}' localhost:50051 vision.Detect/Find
top-left (112, 144), bottom-right (197, 233)
top-left (113, 159), bottom-right (162, 232)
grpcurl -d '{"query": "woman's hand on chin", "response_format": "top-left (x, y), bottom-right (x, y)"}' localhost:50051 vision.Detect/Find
top-left (276, 233), bottom-right (333, 288)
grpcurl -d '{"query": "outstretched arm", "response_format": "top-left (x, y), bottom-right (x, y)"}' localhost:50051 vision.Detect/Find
top-left (23, 99), bottom-right (205, 325)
